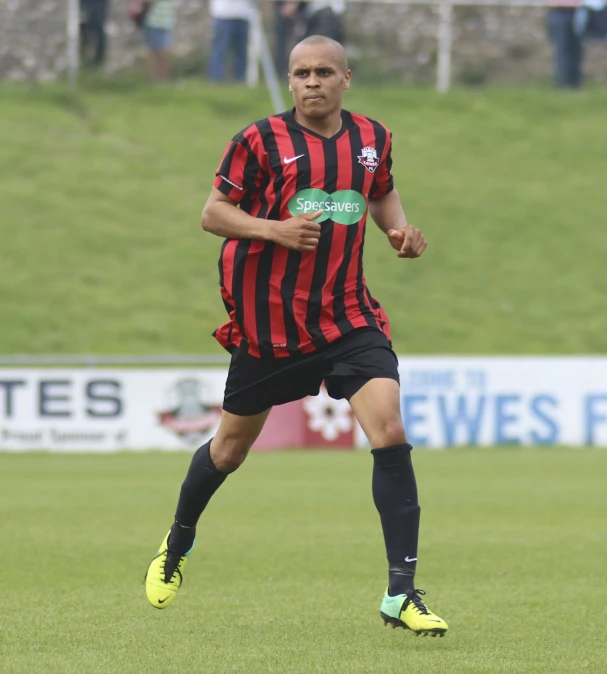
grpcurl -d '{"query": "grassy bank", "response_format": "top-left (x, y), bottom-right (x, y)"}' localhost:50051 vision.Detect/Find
top-left (1, 83), bottom-right (606, 355)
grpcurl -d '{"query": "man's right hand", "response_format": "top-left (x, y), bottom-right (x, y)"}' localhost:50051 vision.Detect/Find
top-left (269, 211), bottom-right (323, 252)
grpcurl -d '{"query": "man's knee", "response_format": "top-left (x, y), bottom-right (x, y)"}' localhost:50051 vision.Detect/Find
top-left (209, 409), bottom-right (269, 472)
top-left (367, 416), bottom-right (407, 449)
top-left (210, 434), bottom-right (252, 472)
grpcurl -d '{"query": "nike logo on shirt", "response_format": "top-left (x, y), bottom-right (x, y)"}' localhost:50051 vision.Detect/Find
top-left (284, 154), bottom-right (305, 164)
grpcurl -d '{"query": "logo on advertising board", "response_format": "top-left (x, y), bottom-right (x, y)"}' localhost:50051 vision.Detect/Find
top-left (157, 378), bottom-right (222, 445)
top-left (302, 387), bottom-right (354, 448)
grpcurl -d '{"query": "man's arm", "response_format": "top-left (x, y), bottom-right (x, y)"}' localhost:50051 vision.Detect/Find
top-left (202, 187), bottom-right (275, 240)
top-left (369, 188), bottom-right (409, 233)
top-left (201, 187), bottom-right (323, 252)
top-left (369, 189), bottom-right (427, 259)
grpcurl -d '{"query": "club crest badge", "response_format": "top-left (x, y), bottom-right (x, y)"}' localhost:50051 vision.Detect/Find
top-left (358, 146), bottom-right (380, 173)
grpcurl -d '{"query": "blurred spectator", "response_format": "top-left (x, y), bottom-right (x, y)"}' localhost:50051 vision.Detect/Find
top-left (142, 0), bottom-right (175, 81)
top-left (80, 0), bottom-right (110, 68)
top-left (546, 4), bottom-right (584, 88)
top-left (303, 1), bottom-right (345, 43)
top-left (208, 0), bottom-right (256, 83)
top-left (279, 1), bottom-right (344, 44)
top-left (273, 1), bottom-right (302, 76)
top-left (573, 0), bottom-right (607, 39)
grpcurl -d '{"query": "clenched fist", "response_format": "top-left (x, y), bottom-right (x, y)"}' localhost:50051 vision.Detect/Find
top-left (270, 210), bottom-right (323, 252)
top-left (387, 226), bottom-right (427, 259)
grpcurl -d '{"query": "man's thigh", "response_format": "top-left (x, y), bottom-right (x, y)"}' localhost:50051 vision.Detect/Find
top-left (322, 328), bottom-right (400, 402)
top-left (223, 347), bottom-right (326, 416)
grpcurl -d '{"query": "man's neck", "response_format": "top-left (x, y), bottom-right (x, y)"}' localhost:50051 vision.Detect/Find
top-left (293, 109), bottom-right (343, 138)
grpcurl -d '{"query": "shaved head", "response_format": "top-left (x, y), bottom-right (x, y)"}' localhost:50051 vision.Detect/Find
top-left (289, 36), bottom-right (348, 73)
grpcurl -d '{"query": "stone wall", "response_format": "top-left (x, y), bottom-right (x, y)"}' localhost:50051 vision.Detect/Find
top-left (0, 0), bottom-right (605, 84)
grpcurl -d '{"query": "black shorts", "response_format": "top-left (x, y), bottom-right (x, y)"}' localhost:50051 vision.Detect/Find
top-left (223, 327), bottom-right (400, 416)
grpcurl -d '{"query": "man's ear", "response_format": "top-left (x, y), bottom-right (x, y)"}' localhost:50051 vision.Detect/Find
top-left (343, 70), bottom-right (352, 90)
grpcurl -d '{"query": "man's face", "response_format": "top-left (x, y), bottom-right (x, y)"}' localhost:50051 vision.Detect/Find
top-left (288, 44), bottom-right (351, 119)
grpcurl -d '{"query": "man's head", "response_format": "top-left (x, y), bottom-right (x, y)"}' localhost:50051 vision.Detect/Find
top-left (288, 36), bottom-right (351, 120)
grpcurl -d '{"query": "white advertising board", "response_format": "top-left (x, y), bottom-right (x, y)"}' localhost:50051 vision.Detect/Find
top-left (0, 369), bottom-right (227, 452)
top-left (397, 357), bottom-right (607, 448)
top-left (1, 358), bottom-right (606, 450)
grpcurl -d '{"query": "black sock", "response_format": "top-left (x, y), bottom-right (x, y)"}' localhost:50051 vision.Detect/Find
top-left (168, 520), bottom-right (196, 556)
top-left (371, 443), bottom-right (420, 597)
top-left (170, 440), bottom-right (230, 551)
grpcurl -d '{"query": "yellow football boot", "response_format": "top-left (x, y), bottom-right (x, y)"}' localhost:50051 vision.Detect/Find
top-left (144, 532), bottom-right (194, 609)
top-left (380, 589), bottom-right (448, 636)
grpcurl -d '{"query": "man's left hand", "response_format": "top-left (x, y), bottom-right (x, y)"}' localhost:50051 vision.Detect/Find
top-left (387, 226), bottom-right (427, 259)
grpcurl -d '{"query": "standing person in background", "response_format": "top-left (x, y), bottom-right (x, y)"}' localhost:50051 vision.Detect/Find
top-left (273, 1), bottom-right (302, 76)
top-left (546, 2), bottom-right (584, 88)
top-left (80, 0), bottom-right (110, 68)
top-left (303, 1), bottom-right (345, 43)
top-left (280, 1), bottom-right (345, 44)
top-left (142, 0), bottom-right (175, 81)
top-left (208, 0), bottom-right (256, 83)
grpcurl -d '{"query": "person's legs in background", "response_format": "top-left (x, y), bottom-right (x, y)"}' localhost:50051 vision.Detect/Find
top-left (80, 0), bottom-right (109, 68)
top-left (145, 27), bottom-right (173, 81)
top-left (154, 44), bottom-right (172, 81)
top-left (90, 0), bottom-right (109, 67)
top-left (80, 0), bottom-right (95, 67)
top-left (273, 2), bottom-right (296, 76)
top-left (231, 18), bottom-right (250, 82)
top-left (565, 23), bottom-right (584, 87)
top-left (547, 8), bottom-right (584, 88)
top-left (208, 18), bottom-right (232, 82)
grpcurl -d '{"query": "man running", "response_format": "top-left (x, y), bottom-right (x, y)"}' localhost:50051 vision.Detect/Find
top-left (145, 35), bottom-right (448, 637)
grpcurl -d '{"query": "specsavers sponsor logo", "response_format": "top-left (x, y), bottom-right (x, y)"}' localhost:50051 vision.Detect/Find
top-left (287, 189), bottom-right (367, 225)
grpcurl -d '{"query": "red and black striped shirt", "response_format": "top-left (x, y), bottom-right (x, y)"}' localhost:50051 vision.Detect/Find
top-left (213, 108), bottom-right (394, 359)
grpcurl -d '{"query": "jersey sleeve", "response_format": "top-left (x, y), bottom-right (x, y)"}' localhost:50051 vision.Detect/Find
top-left (213, 133), bottom-right (265, 204)
top-left (369, 131), bottom-right (394, 200)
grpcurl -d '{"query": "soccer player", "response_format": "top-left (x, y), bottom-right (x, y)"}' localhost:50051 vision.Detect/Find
top-left (145, 35), bottom-right (448, 637)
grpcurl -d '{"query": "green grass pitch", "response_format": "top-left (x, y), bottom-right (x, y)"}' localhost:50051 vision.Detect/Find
top-left (2, 448), bottom-right (606, 673)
